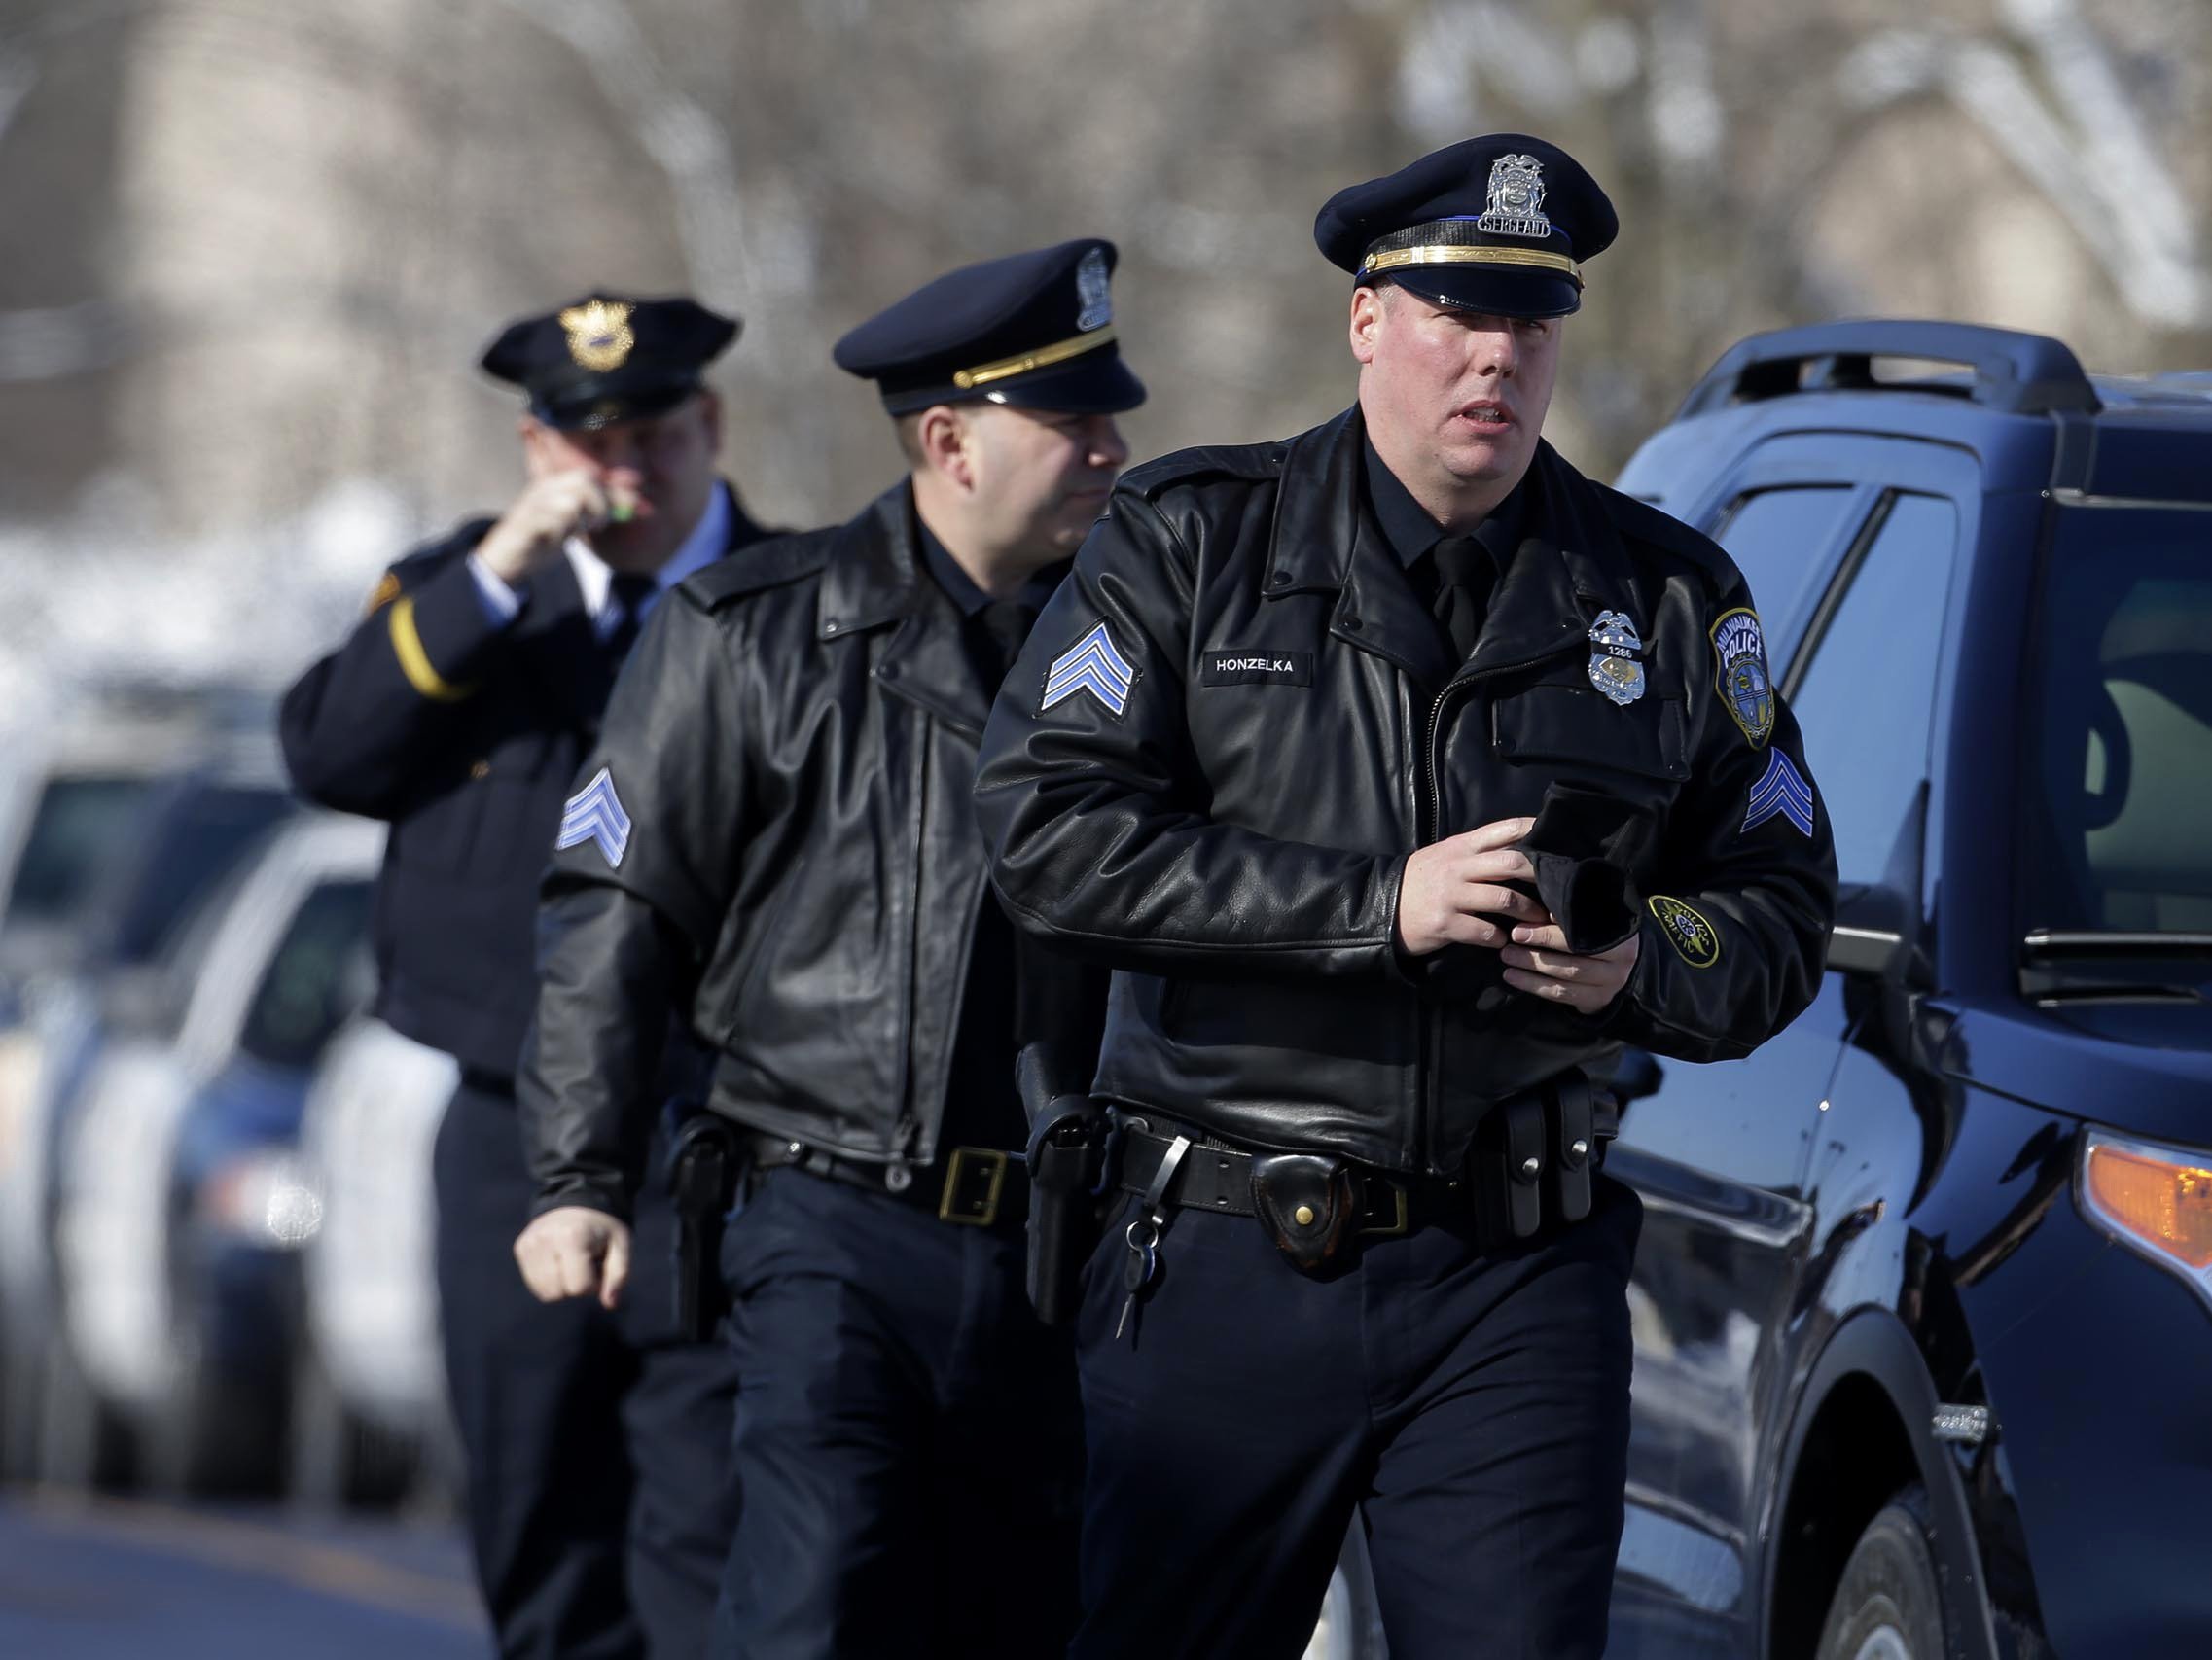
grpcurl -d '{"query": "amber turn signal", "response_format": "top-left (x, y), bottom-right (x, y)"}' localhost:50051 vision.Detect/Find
top-left (2082, 1135), bottom-right (2212, 1273)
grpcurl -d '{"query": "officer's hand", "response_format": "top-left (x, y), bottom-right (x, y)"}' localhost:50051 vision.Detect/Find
top-left (1500, 921), bottom-right (1642, 1014)
top-left (514, 1206), bottom-right (632, 1311)
top-left (1395, 816), bottom-right (1547, 956)
top-left (475, 469), bottom-right (642, 586)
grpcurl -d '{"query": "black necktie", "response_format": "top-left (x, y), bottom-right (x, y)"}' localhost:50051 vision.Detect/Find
top-left (1428, 535), bottom-right (1494, 662)
top-left (602, 573), bottom-right (658, 662)
top-left (976, 600), bottom-right (1037, 686)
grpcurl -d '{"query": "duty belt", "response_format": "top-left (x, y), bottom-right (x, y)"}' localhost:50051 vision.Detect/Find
top-left (1110, 1080), bottom-right (1618, 1251)
top-left (748, 1133), bottom-right (1029, 1230)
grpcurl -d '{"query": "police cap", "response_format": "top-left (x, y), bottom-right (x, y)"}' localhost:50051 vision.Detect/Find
top-left (1314, 134), bottom-right (1617, 320)
top-left (480, 294), bottom-right (739, 431)
top-left (834, 238), bottom-right (1146, 417)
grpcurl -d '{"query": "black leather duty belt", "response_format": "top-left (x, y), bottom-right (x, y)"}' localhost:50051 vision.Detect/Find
top-left (747, 1133), bottom-right (1029, 1230)
top-left (1111, 1087), bottom-right (1617, 1247)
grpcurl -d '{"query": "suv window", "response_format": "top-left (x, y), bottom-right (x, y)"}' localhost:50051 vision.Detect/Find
top-left (1788, 493), bottom-right (1960, 883)
top-left (1712, 486), bottom-right (1862, 644)
top-left (2029, 507), bottom-right (2212, 932)
top-left (237, 878), bottom-right (375, 1069)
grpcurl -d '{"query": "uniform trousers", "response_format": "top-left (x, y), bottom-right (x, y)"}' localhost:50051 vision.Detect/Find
top-left (711, 1164), bottom-right (1084, 1659)
top-left (1070, 1171), bottom-right (1642, 1660)
top-left (434, 1077), bottom-right (740, 1660)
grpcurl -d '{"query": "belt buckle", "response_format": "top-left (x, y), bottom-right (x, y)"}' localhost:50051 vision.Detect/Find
top-left (938, 1147), bottom-right (1009, 1227)
top-left (1356, 1175), bottom-right (1410, 1238)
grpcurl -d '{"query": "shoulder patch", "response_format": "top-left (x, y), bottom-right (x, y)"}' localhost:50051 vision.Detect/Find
top-left (555, 767), bottom-right (631, 867)
top-left (1648, 895), bottom-right (1721, 969)
top-left (1710, 607), bottom-right (1775, 748)
top-left (679, 530), bottom-right (833, 611)
top-left (364, 570), bottom-right (402, 616)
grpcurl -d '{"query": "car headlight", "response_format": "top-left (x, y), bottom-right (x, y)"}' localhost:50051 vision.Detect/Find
top-left (200, 1150), bottom-right (325, 1249)
top-left (2079, 1128), bottom-right (2212, 1303)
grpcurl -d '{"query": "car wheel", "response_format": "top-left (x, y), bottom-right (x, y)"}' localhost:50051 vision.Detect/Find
top-left (1814, 1485), bottom-right (1957, 1660)
top-left (35, 1333), bottom-right (134, 1490)
top-left (287, 1337), bottom-right (416, 1510)
top-left (143, 1307), bottom-right (281, 1498)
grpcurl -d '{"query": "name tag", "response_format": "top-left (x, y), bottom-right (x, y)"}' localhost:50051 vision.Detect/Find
top-left (1200, 650), bottom-right (1312, 687)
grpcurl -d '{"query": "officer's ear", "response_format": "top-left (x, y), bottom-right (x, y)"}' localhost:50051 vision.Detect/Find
top-left (911, 404), bottom-right (978, 493)
top-left (1349, 283), bottom-right (1388, 368)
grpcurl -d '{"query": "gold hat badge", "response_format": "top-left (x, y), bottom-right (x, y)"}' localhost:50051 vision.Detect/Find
top-left (560, 300), bottom-right (636, 372)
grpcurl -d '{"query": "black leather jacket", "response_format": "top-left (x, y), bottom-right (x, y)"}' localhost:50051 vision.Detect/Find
top-left (519, 485), bottom-right (1105, 1220)
top-left (975, 406), bottom-right (1837, 1178)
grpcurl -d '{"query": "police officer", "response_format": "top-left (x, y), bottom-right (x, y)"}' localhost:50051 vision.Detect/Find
top-left (280, 295), bottom-right (768, 1660)
top-left (974, 138), bottom-right (1838, 1658)
top-left (510, 241), bottom-right (1142, 1657)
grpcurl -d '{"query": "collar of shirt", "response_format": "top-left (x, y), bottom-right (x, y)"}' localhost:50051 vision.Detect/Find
top-left (913, 505), bottom-right (1062, 618)
top-left (564, 479), bottom-right (732, 636)
top-left (1361, 438), bottom-right (1527, 573)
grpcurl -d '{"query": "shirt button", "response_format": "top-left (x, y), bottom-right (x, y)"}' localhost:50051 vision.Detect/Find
top-left (824, 619), bottom-right (841, 636)
top-left (1341, 616), bottom-right (1363, 632)
top-left (469, 759), bottom-right (490, 780)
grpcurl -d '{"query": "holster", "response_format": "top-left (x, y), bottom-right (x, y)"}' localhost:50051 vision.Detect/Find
top-left (1025, 1106), bottom-right (1108, 1327)
top-left (666, 1110), bottom-right (745, 1343)
top-left (1468, 1070), bottom-right (1617, 1251)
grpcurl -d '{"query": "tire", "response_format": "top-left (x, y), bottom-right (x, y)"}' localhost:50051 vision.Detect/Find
top-left (287, 1338), bottom-right (417, 1510)
top-left (34, 1334), bottom-right (135, 1491)
top-left (1814, 1485), bottom-right (1958, 1660)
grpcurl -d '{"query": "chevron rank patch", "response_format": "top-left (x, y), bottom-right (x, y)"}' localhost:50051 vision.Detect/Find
top-left (1743, 749), bottom-right (1816, 837)
top-left (556, 767), bottom-right (632, 867)
top-left (1041, 622), bottom-right (1135, 718)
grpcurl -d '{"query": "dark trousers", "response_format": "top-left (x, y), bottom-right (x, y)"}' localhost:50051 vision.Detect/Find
top-left (434, 1077), bottom-right (740, 1660)
top-left (711, 1165), bottom-right (1083, 1659)
top-left (1070, 1174), bottom-right (1642, 1660)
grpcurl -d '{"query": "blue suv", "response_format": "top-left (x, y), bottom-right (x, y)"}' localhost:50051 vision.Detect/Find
top-left (1592, 321), bottom-right (2212, 1660)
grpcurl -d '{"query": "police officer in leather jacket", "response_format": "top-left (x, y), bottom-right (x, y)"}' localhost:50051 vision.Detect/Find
top-left (974, 138), bottom-right (1837, 1660)
top-left (280, 296), bottom-right (767, 1659)
top-left (511, 241), bottom-right (1139, 1658)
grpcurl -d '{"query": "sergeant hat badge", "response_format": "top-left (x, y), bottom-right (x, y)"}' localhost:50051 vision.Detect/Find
top-left (1710, 608), bottom-right (1775, 748)
top-left (1476, 154), bottom-right (1552, 240)
top-left (1588, 610), bottom-right (1646, 706)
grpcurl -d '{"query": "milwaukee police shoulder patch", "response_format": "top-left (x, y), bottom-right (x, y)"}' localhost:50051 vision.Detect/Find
top-left (1042, 621), bottom-right (1136, 718)
top-left (556, 767), bottom-right (632, 867)
top-left (1709, 607), bottom-right (1774, 748)
top-left (1648, 894), bottom-right (1721, 969)
top-left (1743, 748), bottom-right (1816, 838)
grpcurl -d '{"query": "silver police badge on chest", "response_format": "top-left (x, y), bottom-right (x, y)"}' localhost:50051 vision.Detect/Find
top-left (1588, 611), bottom-right (1646, 706)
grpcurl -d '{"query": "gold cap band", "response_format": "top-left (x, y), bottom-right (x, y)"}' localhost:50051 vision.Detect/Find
top-left (951, 325), bottom-right (1118, 391)
top-left (1360, 245), bottom-right (1583, 286)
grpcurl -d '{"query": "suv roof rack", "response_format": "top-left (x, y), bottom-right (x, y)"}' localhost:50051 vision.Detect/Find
top-left (1676, 320), bottom-right (2102, 418)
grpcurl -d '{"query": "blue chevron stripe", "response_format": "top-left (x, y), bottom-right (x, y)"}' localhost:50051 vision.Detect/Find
top-left (1041, 623), bottom-right (1135, 716)
top-left (1743, 750), bottom-right (1815, 837)
top-left (556, 767), bottom-right (632, 866)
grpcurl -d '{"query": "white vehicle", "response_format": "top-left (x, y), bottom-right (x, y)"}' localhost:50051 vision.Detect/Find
top-left (47, 811), bottom-right (380, 1493)
top-left (292, 1014), bottom-right (458, 1506)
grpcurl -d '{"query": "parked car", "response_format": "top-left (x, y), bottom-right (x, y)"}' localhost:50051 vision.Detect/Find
top-left (49, 812), bottom-right (379, 1494)
top-left (1565, 321), bottom-right (2212, 1660)
top-left (291, 1014), bottom-right (458, 1508)
top-left (0, 711), bottom-right (298, 1477)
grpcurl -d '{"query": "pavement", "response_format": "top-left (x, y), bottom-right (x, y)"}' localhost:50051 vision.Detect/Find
top-left (0, 1487), bottom-right (486, 1658)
